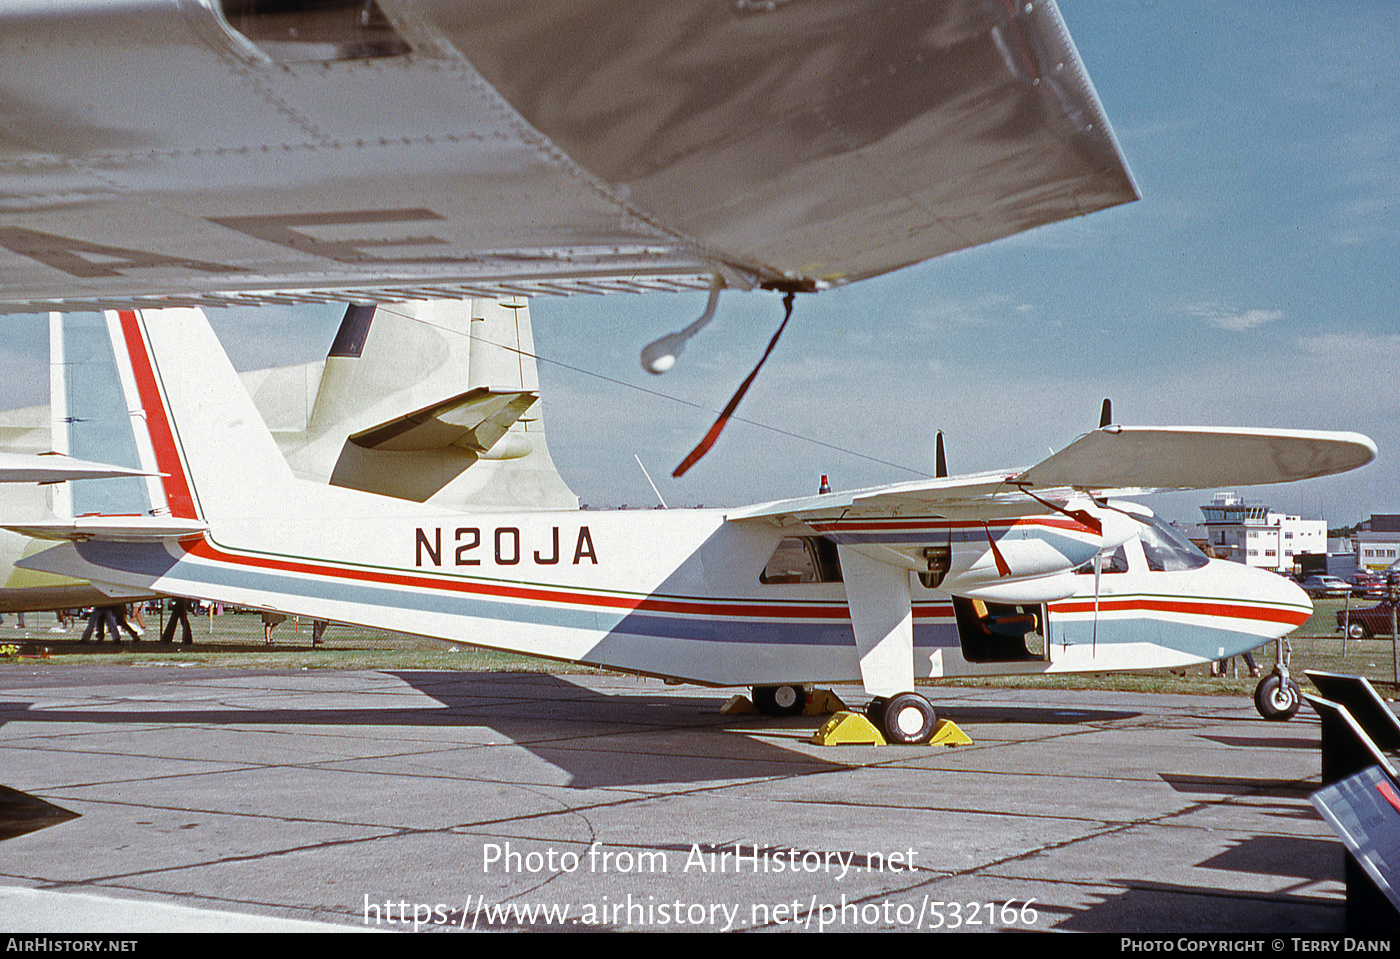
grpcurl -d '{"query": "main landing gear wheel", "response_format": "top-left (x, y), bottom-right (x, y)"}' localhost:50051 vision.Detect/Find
top-left (1254, 674), bottom-right (1302, 721)
top-left (753, 684), bottom-right (805, 717)
top-left (880, 693), bottom-right (938, 745)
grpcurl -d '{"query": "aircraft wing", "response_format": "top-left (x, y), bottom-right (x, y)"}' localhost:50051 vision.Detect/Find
top-left (2, 517), bottom-right (209, 543)
top-left (0, 0), bottom-right (1136, 311)
top-left (0, 452), bottom-right (155, 484)
top-left (1013, 426), bottom-right (1379, 492)
top-left (730, 426), bottom-right (1378, 524)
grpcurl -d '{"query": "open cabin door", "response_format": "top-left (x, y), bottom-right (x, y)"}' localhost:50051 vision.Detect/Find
top-left (953, 598), bottom-right (1047, 664)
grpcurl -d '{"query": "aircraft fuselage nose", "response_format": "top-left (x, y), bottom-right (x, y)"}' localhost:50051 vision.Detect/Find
top-left (1237, 561), bottom-right (1313, 638)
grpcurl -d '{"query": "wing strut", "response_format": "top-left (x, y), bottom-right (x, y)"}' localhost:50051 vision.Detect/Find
top-left (672, 292), bottom-right (795, 477)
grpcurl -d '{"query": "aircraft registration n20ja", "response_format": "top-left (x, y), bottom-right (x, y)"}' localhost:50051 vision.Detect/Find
top-left (12, 310), bottom-right (1376, 742)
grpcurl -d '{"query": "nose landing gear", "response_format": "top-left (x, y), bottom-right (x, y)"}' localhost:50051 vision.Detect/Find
top-left (1253, 638), bottom-right (1301, 721)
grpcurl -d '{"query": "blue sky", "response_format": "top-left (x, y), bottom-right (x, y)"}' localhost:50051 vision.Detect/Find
top-left (0, 2), bottom-right (1394, 528)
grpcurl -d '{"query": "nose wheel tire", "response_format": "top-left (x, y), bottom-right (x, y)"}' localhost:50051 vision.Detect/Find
top-left (879, 693), bottom-right (937, 744)
top-left (753, 684), bottom-right (805, 717)
top-left (1254, 674), bottom-right (1301, 722)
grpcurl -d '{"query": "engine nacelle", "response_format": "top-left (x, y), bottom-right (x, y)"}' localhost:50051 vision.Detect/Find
top-left (944, 571), bottom-right (1080, 604)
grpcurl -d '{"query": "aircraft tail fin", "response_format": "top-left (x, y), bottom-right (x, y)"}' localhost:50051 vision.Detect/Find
top-left (67, 309), bottom-right (298, 525)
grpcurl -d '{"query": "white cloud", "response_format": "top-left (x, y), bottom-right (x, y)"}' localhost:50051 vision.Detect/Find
top-left (1181, 303), bottom-right (1284, 332)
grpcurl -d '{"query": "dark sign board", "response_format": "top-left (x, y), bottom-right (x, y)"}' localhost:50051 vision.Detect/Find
top-left (1311, 764), bottom-right (1400, 911)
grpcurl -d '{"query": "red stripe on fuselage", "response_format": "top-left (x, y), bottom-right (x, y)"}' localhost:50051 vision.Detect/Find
top-left (1049, 596), bottom-right (1310, 628)
top-left (184, 538), bottom-right (856, 621)
top-left (108, 314), bottom-right (1298, 635)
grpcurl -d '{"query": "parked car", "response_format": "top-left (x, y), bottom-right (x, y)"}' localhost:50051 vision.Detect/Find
top-left (1350, 571), bottom-right (1387, 598)
top-left (1300, 575), bottom-right (1351, 598)
top-left (1336, 601), bottom-right (1398, 639)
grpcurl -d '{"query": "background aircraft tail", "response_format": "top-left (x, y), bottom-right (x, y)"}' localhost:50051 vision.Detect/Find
top-left (301, 299), bottom-right (578, 510)
top-left (50, 312), bottom-right (166, 521)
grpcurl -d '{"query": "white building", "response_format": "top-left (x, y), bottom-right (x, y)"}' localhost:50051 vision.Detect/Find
top-left (1199, 492), bottom-right (1327, 572)
top-left (1356, 515), bottom-right (1400, 569)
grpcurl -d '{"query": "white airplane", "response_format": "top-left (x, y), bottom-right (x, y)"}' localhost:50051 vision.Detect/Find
top-left (0, 1), bottom-right (1136, 314)
top-left (0, 297), bottom-right (577, 611)
top-left (7, 308), bottom-right (1376, 740)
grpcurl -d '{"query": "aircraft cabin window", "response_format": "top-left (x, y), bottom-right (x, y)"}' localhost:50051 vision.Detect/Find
top-left (759, 537), bottom-right (843, 585)
top-left (1138, 516), bottom-right (1210, 572)
top-left (221, 0), bottom-right (412, 62)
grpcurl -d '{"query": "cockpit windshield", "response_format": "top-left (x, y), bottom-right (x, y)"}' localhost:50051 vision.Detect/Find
top-left (1136, 514), bottom-right (1210, 572)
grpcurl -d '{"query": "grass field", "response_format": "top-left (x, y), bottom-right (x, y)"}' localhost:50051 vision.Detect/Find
top-left (1, 600), bottom-right (1397, 700)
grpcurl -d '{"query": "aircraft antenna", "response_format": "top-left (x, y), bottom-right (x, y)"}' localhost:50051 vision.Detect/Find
top-left (634, 455), bottom-right (668, 509)
top-left (1099, 398), bottom-right (1113, 429)
top-left (935, 431), bottom-right (947, 479)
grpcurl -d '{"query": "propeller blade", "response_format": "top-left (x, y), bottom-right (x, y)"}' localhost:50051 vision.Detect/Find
top-left (984, 523), bottom-right (1012, 577)
top-left (1018, 486), bottom-right (1103, 537)
top-left (672, 292), bottom-right (795, 477)
top-left (1092, 550), bottom-right (1102, 657)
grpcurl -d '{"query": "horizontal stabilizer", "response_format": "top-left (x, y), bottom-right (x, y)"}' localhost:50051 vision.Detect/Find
top-left (346, 388), bottom-right (538, 454)
top-left (1015, 426), bottom-right (1377, 491)
top-left (0, 452), bottom-right (155, 484)
top-left (5, 517), bottom-right (207, 542)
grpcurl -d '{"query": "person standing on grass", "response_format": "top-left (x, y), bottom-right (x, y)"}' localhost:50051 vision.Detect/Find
top-left (162, 597), bottom-right (194, 645)
top-left (262, 611), bottom-right (287, 645)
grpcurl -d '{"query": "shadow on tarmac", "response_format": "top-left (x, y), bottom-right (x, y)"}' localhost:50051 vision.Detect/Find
top-left (0, 671), bottom-right (855, 789)
top-left (0, 785), bottom-right (79, 842)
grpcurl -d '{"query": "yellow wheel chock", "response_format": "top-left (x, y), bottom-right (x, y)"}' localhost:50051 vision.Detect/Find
top-left (810, 711), bottom-right (972, 747)
top-left (803, 688), bottom-right (848, 715)
top-left (720, 694), bottom-right (760, 715)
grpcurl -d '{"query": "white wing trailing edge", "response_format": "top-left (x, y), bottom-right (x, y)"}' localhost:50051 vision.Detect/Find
top-left (0, 452), bottom-right (155, 484)
top-left (0, 0), bottom-right (1136, 310)
top-left (3, 304), bottom-right (1360, 735)
top-left (4, 516), bottom-right (208, 543)
top-left (727, 423), bottom-right (1376, 601)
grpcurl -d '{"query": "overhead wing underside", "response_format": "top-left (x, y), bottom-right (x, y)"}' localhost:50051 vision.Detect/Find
top-left (729, 426), bottom-right (1378, 525)
top-left (0, 0), bottom-right (1136, 310)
